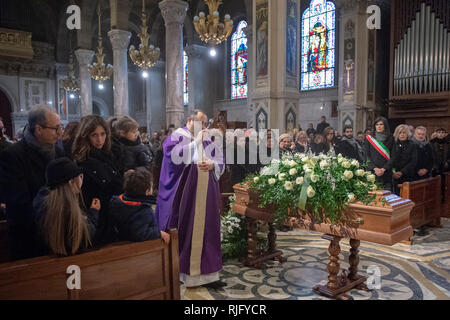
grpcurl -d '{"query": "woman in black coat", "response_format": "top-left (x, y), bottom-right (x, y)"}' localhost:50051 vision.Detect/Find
top-left (385, 125), bottom-right (418, 195)
top-left (72, 115), bottom-right (123, 245)
top-left (364, 116), bottom-right (395, 191)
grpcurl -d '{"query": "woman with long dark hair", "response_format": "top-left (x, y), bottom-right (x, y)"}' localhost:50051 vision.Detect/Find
top-left (364, 116), bottom-right (394, 190)
top-left (72, 115), bottom-right (123, 244)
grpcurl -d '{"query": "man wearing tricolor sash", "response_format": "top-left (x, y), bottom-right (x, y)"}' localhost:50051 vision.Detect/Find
top-left (364, 117), bottom-right (394, 191)
top-left (155, 110), bottom-right (226, 288)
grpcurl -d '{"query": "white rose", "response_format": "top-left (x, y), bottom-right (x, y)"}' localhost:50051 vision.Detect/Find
top-left (351, 159), bottom-right (360, 167)
top-left (289, 168), bottom-right (297, 175)
top-left (371, 184), bottom-right (377, 191)
top-left (253, 177), bottom-right (259, 183)
top-left (296, 177), bottom-right (304, 185)
top-left (282, 159), bottom-right (290, 166)
top-left (355, 169), bottom-right (365, 177)
top-left (284, 181), bottom-right (293, 191)
top-left (311, 174), bottom-right (319, 183)
top-left (289, 160), bottom-right (297, 167)
top-left (348, 193), bottom-right (356, 202)
top-left (343, 170), bottom-right (354, 180)
top-left (319, 160), bottom-right (329, 169)
top-left (301, 156), bottom-right (309, 163)
top-left (342, 160), bottom-right (351, 168)
top-left (307, 186), bottom-right (316, 198)
top-left (303, 164), bottom-right (310, 171)
top-left (268, 178), bottom-right (276, 185)
top-left (278, 173), bottom-right (286, 181)
top-left (367, 174), bottom-right (376, 183)
top-left (305, 168), bottom-right (312, 174)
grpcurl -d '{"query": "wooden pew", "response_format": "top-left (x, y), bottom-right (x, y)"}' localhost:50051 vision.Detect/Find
top-left (0, 220), bottom-right (8, 263)
top-left (0, 229), bottom-right (180, 300)
top-left (443, 173), bottom-right (450, 218)
top-left (398, 176), bottom-right (441, 229)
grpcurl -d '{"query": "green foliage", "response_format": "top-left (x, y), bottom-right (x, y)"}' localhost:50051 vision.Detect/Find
top-left (245, 152), bottom-right (381, 226)
top-left (221, 195), bottom-right (248, 260)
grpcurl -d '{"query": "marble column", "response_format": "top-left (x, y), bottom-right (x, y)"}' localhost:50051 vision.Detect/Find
top-left (74, 49), bottom-right (94, 116)
top-left (243, 24), bottom-right (253, 128)
top-left (159, 0), bottom-right (188, 129)
top-left (185, 44), bottom-right (209, 118)
top-left (108, 29), bottom-right (131, 116)
top-left (336, 0), bottom-right (374, 132)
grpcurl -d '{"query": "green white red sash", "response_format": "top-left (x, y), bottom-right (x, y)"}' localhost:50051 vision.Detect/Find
top-left (366, 135), bottom-right (390, 160)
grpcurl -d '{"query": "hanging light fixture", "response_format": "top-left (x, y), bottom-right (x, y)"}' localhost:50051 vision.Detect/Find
top-left (88, 2), bottom-right (113, 82)
top-left (129, 0), bottom-right (160, 69)
top-left (193, 0), bottom-right (233, 47)
top-left (62, 53), bottom-right (80, 92)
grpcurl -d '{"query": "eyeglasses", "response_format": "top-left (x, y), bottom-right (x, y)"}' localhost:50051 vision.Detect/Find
top-left (40, 124), bottom-right (64, 133)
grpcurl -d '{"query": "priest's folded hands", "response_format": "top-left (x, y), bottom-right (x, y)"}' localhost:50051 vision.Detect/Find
top-left (197, 159), bottom-right (215, 171)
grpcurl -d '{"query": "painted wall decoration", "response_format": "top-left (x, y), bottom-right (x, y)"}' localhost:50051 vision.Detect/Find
top-left (343, 19), bottom-right (355, 99)
top-left (256, 107), bottom-right (268, 131)
top-left (285, 108), bottom-right (296, 131)
top-left (231, 20), bottom-right (248, 99)
top-left (256, 1), bottom-right (269, 78)
top-left (300, 0), bottom-right (336, 91)
top-left (286, 0), bottom-right (298, 77)
top-left (183, 50), bottom-right (188, 105)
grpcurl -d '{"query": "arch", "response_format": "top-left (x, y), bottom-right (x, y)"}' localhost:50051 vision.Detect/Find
top-left (0, 83), bottom-right (18, 113)
top-left (92, 96), bottom-right (111, 117)
top-left (0, 88), bottom-right (14, 138)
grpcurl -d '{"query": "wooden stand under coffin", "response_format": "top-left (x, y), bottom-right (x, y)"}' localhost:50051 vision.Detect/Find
top-left (232, 182), bottom-right (414, 300)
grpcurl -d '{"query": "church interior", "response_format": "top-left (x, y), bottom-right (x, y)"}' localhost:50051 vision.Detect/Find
top-left (0, 0), bottom-right (449, 302)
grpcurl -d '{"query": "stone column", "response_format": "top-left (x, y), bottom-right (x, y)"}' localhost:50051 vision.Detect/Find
top-left (243, 24), bottom-right (253, 128)
top-left (159, 0), bottom-right (188, 129)
top-left (108, 29), bottom-right (131, 116)
top-left (185, 44), bottom-right (209, 118)
top-left (74, 49), bottom-right (94, 116)
top-left (336, 0), bottom-right (373, 132)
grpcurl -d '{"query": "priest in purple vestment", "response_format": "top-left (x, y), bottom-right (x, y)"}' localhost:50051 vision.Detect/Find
top-left (155, 110), bottom-right (226, 288)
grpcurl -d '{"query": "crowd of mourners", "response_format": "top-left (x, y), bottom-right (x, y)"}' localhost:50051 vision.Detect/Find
top-left (0, 107), bottom-right (449, 261)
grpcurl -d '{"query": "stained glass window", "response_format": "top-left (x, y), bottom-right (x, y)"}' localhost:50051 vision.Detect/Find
top-left (183, 50), bottom-right (188, 105)
top-left (301, 0), bottom-right (336, 91)
top-left (231, 20), bottom-right (248, 99)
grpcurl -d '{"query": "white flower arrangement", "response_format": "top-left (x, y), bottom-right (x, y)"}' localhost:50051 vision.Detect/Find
top-left (247, 151), bottom-right (380, 224)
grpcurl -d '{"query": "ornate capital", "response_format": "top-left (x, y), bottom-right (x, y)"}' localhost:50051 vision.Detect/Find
top-left (74, 49), bottom-right (94, 66)
top-left (184, 44), bottom-right (207, 59)
top-left (159, 0), bottom-right (188, 26)
top-left (108, 30), bottom-right (131, 50)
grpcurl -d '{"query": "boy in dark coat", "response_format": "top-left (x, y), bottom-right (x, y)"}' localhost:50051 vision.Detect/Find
top-left (109, 168), bottom-right (170, 243)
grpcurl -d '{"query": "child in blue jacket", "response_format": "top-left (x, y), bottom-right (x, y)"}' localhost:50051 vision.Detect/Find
top-left (109, 168), bottom-right (169, 243)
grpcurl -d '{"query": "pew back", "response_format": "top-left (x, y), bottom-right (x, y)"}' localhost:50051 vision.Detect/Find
top-left (443, 173), bottom-right (450, 218)
top-left (0, 220), bottom-right (8, 263)
top-left (399, 176), bottom-right (441, 228)
top-left (0, 229), bottom-right (180, 300)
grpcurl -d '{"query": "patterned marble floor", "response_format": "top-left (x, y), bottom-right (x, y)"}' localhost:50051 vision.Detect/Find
top-left (181, 218), bottom-right (450, 300)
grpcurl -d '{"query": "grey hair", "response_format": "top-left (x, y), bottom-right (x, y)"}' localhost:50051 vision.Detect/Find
top-left (28, 105), bottom-right (56, 134)
top-left (415, 126), bottom-right (427, 133)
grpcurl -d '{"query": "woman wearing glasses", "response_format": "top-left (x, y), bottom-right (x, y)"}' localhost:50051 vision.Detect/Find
top-left (72, 115), bottom-right (123, 245)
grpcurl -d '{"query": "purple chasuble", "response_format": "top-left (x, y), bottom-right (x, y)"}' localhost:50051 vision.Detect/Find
top-left (155, 127), bottom-right (224, 276)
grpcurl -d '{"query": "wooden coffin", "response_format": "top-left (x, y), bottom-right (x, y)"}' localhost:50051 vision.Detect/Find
top-left (233, 183), bottom-right (414, 246)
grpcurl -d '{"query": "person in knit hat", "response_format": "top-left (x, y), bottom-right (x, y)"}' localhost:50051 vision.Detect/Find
top-left (32, 157), bottom-right (100, 257)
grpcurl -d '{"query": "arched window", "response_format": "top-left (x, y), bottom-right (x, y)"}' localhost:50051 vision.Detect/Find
top-left (231, 20), bottom-right (248, 99)
top-left (183, 50), bottom-right (188, 105)
top-left (301, 0), bottom-right (336, 91)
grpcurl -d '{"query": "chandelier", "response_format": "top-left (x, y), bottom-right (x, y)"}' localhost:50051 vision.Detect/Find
top-left (129, 0), bottom-right (160, 69)
top-left (88, 3), bottom-right (113, 82)
top-left (62, 54), bottom-right (80, 92)
top-left (193, 0), bottom-right (233, 46)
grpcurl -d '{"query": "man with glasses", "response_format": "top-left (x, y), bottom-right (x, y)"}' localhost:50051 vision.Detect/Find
top-left (0, 105), bottom-right (65, 260)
